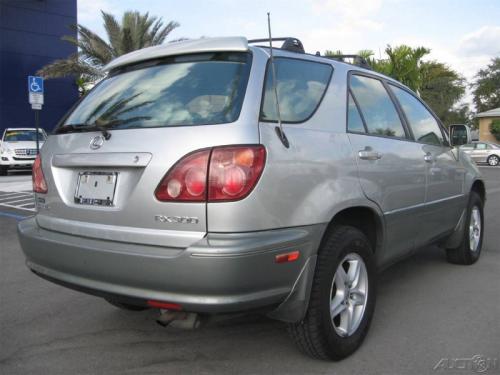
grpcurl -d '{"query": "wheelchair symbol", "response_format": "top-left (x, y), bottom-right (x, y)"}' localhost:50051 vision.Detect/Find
top-left (30, 77), bottom-right (42, 92)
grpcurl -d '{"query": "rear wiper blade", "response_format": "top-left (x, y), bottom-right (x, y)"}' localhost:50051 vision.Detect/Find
top-left (54, 124), bottom-right (95, 134)
top-left (55, 123), bottom-right (112, 139)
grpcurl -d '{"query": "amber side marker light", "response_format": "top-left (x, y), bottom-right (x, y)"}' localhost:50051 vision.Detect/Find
top-left (147, 300), bottom-right (182, 310)
top-left (275, 251), bottom-right (300, 264)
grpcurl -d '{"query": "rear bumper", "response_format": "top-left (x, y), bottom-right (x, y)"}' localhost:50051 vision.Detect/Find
top-left (18, 217), bottom-right (324, 316)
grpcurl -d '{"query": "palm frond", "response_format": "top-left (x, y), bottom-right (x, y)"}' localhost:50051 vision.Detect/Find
top-left (36, 53), bottom-right (103, 81)
top-left (101, 11), bottom-right (122, 56)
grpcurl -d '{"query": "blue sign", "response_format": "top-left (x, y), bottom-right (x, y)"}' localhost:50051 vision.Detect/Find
top-left (28, 76), bottom-right (44, 94)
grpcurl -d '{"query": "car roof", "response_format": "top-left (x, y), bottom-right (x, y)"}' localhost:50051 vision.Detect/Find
top-left (102, 36), bottom-right (410, 93)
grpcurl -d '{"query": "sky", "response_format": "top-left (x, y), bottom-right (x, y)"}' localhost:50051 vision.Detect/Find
top-left (78, 0), bottom-right (500, 106)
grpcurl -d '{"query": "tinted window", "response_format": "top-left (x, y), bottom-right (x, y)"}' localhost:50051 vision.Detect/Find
top-left (461, 144), bottom-right (475, 150)
top-left (59, 53), bottom-right (251, 131)
top-left (390, 85), bottom-right (444, 146)
top-left (347, 93), bottom-right (365, 132)
top-left (261, 58), bottom-right (332, 122)
top-left (350, 75), bottom-right (406, 138)
top-left (3, 130), bottom-right (45, 142)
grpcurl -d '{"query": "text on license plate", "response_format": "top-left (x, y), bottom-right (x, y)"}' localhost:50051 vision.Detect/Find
top-left (74, 172), bottom-right (118, 206)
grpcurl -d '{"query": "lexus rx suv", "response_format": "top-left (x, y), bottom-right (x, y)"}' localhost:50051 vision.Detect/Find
top-left (18, 37), bottom-right (485, 360)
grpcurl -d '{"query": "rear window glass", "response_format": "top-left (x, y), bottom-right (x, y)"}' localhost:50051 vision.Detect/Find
top-left (3, 130), bottom-right (45, 142)
top-left (261, 58), bottom-right (332, 123)
top-left (59, 52), bottom-right (252, 131)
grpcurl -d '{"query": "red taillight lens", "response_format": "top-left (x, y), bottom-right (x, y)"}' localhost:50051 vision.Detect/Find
top-left (155, 149), bottom-right (210, 202)
top-left (155, 146), bottom-right (266, 202)
top-left (32, 155), bottom-right (48, 194)
top-left (208, 146), bottom-right (266, 201)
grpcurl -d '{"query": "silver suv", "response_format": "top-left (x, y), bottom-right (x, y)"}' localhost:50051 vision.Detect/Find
top-left (18, 37), bottom-right (486, 360)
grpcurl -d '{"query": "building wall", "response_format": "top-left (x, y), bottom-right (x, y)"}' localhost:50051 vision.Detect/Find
top-left (479, 117), bottom-right (499, 143)
top-left (0, 0), bottom-right (78, 134)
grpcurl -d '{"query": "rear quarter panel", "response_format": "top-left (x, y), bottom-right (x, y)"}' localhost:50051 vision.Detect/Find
top-left (207, 61), bottom-right (378, 232)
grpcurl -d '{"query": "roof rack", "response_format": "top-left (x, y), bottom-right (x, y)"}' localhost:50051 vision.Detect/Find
top-left (248, 37), bottom-right (305, 54)
top-left (248, 38), bottom-right (372, 70)
top-left (320, 54), bottom-right (372, 70)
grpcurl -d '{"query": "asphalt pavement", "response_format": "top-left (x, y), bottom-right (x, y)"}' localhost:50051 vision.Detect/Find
top-left (0, 168), bottom-right (499, 375)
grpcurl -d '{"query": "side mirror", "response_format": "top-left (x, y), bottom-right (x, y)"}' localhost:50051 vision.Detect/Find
top-left (449, 124), bottom-right (471, 147)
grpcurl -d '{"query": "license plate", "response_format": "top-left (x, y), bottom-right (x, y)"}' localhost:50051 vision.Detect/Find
top-left (74, 172), bottom-right (118, 206)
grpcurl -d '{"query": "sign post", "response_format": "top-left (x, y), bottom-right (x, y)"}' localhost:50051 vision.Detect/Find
top-left (28, 76), bottom-right (44, 154)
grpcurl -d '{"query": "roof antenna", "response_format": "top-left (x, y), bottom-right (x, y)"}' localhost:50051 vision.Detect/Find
top-left (267, 12), bottom-right (289, 148)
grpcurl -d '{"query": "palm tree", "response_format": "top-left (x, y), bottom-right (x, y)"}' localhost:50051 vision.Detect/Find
top-left (37, 11), bottom-right (179, 85)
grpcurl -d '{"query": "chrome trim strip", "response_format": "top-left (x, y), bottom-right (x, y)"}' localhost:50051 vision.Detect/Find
top-left (384, 194), bottom-right (465, 215)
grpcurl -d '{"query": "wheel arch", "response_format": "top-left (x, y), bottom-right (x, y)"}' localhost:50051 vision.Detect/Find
top-left (471, 179), bottom-right (486, 203)
top-left (323, 206), bottom-right (384, 255)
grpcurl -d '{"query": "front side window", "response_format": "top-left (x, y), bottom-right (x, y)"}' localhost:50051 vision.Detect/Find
top-left (58, 52), bottom-right (252, 132)
top-left (350, 75), bottom-right (406, 138)
top-left (261, 58), bottom-right (332, 122)
top-left (390, 85), bottom-right (444, 146)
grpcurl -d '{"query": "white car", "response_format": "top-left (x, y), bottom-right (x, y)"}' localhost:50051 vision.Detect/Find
top-left (0, 128), bottom-right (47, 175)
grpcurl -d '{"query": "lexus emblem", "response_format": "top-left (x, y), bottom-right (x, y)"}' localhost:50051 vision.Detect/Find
top-left (89, 135), bottom-right (105, 150)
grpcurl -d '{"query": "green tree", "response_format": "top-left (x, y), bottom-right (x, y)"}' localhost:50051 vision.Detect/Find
top-left (37, 11), bottom-right (179, 82)
top-left (420, 61), bottom-right (466, 125)
top-left (380, 45), bottom-right (430, 92)
top-left (472, 57), bottom-right (500, 113)
top-left (490, 119), bottom-right (500, 141)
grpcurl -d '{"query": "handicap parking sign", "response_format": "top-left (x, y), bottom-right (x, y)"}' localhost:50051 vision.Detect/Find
top-left (28, 76), bottom-right (44, 94)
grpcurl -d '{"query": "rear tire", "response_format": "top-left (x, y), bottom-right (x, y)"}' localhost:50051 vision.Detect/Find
top-left (0, 166), bottom-right (7, 176)
top-left (487, 155), bottom-right (499, 166)
top-left (288, 225), bottom-right (376, 360)
top-left (446, 191), bottom-right (484, 265)
top-left (105, 298), bottom-right (149, 311)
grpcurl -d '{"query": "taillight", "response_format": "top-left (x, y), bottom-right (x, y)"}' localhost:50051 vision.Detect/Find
top-left (208, 146), bottom-right (266, 201)
top-left (155, 145), bottom-right (266, 202)
top-left (32, 155), bottom-right (48, 194)
top-left (155, 149), bottom-right (210, 202)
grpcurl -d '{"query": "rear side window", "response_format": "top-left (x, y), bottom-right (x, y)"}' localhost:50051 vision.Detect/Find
top-left (347, 93), bottom-right (365, 132)
top-left (261, 58), bottom-right (332, 122)
top-left (59, 52), bottom-right (252, 131)
top-left (350, 75), bottom-right (406, 138)
top-left (390, 85), bottom-right (444, 146)
top-left (476, 143), bottom-right (487, 150)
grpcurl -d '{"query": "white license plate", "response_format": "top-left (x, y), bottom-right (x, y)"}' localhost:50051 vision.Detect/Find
top-left (74, 172), bottom-right (118, 206)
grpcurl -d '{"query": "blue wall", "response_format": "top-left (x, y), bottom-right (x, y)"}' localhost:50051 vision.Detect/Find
top-left (0, 0), bottom-right (78, 134)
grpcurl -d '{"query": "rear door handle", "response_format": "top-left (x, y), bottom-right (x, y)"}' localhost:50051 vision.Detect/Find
top-left (358, 150), bottom-right (382, 160)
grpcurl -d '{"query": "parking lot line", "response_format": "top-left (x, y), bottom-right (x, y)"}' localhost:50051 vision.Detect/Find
top-left (0, 190), bottom-right (36, 212)
top-left (0, 210), bottom-right (28, 220)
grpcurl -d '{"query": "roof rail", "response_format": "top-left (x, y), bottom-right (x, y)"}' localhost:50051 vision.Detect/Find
top-left (321, 54), bottom-right (372, 70)
top-left (248, 37), bottom-right (305, 54)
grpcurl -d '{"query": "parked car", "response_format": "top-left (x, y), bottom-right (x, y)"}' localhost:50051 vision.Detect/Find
top-left (460, 141), bottom-right (500, 166)
top-left (0, 128), bottom-right (46, 175)
top-left (17, 37), bottom-right (486, 360)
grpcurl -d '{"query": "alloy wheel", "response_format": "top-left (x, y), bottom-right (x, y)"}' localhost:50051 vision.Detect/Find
top-left (330, 253), bottom-right (368, 337)
top-left (469, 206), bottom-right (481, 252)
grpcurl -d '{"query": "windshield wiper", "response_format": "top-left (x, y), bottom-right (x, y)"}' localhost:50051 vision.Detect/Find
top-left (55, 123), bottom-right (112, 139)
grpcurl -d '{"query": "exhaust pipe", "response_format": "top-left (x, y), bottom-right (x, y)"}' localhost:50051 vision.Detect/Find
top-left (156, 309), bottom-right (203, 330)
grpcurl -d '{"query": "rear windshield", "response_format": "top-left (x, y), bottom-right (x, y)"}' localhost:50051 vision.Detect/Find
top-left (58, 52), bottom-right (252, 132)
top-left (3, 130), bottom-right (46, 142)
